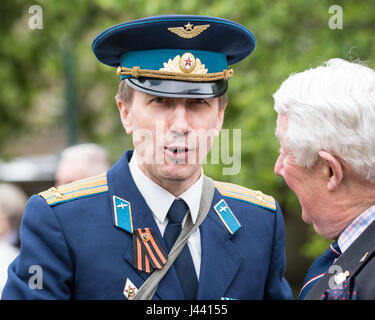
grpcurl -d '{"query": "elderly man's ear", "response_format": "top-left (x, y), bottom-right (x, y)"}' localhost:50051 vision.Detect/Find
top-left (318, 150), bottom-right (344, 192)
top-left (117, 99), bottom-right (133, 134)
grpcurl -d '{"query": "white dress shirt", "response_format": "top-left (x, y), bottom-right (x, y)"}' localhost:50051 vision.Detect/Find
top-left (129, 151), bottom-right (203, 279)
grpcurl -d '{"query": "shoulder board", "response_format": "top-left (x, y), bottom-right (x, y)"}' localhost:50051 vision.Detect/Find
top-left (39, 172), bottom-right (108, 206)
top-left (214, 180), bottom-right (276, 212)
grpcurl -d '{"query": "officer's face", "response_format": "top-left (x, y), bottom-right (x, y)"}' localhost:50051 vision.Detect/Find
top-left (117, 89), bottom-right (226, 194)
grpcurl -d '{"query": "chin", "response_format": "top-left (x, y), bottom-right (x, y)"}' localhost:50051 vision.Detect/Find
top-left (301, 210), bottom-right (313, 225)
top-left (160, 163), bottom-right (200, 182)
top-left (312, 224), bottom-right (338, 240)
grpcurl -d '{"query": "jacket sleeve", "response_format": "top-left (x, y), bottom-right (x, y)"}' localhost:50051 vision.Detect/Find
top-left (264, 201), bottom-right (294, 299)
top-left (1, 195), bottom-right (73, 299)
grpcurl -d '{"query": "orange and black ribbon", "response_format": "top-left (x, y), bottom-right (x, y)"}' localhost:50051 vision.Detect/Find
top-left (133, 228), bottom-right (168, 273)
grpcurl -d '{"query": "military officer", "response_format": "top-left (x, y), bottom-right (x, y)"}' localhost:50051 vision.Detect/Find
top-left (2, 15), bottom-right (292, 300)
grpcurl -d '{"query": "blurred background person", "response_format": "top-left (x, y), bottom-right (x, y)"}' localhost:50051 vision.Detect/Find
top-left (0, 183), bottom-right (28, 248)
top-left (0, 240), bottom-right (18, 297)
top-left (0, 183), bottom-right (28, 296)
top-left (55, 143), bottom-right (111, 187)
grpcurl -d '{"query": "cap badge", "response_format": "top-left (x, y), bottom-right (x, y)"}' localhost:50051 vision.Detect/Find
top-left (159, 52), bottom-right (208, 74)
top-left (180, 52), bottom-right (195, 72)
top-left (168, 23), bottom-right (210, 39)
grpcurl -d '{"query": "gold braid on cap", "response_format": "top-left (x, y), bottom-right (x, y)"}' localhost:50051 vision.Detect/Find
top-left (117, 53), bottom-right (233, 81)
top-left (116, 66), bottom-right (233, 82)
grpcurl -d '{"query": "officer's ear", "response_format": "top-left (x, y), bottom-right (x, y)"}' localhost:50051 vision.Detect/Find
top-left (318, 150), bottom-right (344, 192)
top-left (116, 98), bottom-right (133, 134)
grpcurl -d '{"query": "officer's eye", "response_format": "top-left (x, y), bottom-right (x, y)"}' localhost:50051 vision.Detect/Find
top-left (188, 98), bottom-right (209, 107)
top-left (193, 98), bottom-right (206, 104)
top-left (151, 97), bottom-right (168, 104)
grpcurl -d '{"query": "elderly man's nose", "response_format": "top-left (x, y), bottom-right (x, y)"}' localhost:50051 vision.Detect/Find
top-left (274, 155), bottom-right (284, 177)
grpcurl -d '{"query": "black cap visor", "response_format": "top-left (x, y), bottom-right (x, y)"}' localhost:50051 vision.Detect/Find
top-left (126, 78), bottom-right (227, 98)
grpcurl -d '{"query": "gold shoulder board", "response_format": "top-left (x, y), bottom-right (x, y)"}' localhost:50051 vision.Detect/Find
top-left (39, 172), bottom-right (108, 206)
top-left (214, 180), bottom-right (276, 212)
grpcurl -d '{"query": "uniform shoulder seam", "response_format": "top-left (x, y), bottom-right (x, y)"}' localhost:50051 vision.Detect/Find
top-left (39, 172), bottom-right (108, 206)
top-left (214, 180), bottom-right (276, 212)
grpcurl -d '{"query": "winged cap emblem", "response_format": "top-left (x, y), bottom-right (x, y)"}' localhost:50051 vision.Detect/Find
top-left (168, 22), bottom-right (210, 39)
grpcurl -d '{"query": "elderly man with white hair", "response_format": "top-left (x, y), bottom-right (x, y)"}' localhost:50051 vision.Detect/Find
top-left (273, 58), bottom-right (375, 300)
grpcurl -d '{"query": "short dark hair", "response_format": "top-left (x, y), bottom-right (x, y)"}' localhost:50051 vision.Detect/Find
top-left (116, 80), bottom-right (135, 104)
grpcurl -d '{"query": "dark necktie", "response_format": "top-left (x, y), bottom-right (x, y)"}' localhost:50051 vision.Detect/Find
top-left (299, 241), bottom-right (341, 300)
top-left (163, 199), bottom-right (198, 299)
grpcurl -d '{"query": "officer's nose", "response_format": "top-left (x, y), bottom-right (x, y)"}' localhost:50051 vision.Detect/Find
top-left (169, 103), bottom-right (191, 136)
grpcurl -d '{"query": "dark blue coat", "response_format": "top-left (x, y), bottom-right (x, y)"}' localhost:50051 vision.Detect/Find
top-left (2, 150), bottom-right (292, 300)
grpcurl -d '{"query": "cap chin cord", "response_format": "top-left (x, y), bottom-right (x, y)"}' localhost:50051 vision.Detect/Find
top-left (116, 66), bottom-right (234, 82)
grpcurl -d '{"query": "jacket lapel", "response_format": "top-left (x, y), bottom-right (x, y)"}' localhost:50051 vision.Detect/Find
top-left (197, 190), bottom-right (243, 299)
top-left (107, 150), bottom-right (184, 299)
top-left (306, 219), bottom-right (375, 299)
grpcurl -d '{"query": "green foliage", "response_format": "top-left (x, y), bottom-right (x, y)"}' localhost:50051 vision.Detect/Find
top-left (303, 231), bottom-right (331, 258)
top-left (1, 0), bottom-right (374, 293)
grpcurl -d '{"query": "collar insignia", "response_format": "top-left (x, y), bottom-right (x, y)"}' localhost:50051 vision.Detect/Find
top-left (113, 196), bottom-right (133, 234)
top-left (214, 199), bottom-right (241, 235)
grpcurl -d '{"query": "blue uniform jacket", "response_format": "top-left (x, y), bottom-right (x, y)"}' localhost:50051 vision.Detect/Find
top-left (2, 150), bottom-right (292, 300)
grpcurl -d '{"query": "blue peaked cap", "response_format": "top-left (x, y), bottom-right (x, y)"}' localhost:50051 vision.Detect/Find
top-left (92, 15), bottom-right (256, 98)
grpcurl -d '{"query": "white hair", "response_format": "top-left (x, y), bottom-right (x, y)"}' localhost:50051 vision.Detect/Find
top-left (273, 58), bottom-right (375, 183)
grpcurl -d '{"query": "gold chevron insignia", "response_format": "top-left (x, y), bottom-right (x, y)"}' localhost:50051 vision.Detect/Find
top-left (167, 23), bottom-right (210, 39)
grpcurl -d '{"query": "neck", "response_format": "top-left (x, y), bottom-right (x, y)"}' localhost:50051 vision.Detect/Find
top-left (328, 182), bottom-right (375, 238)
top-left (154, 174), bottom-right (201, 197)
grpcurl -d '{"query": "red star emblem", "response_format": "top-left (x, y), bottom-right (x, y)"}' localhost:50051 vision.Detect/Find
top-left (184, 56), bottom-right (192, 67)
